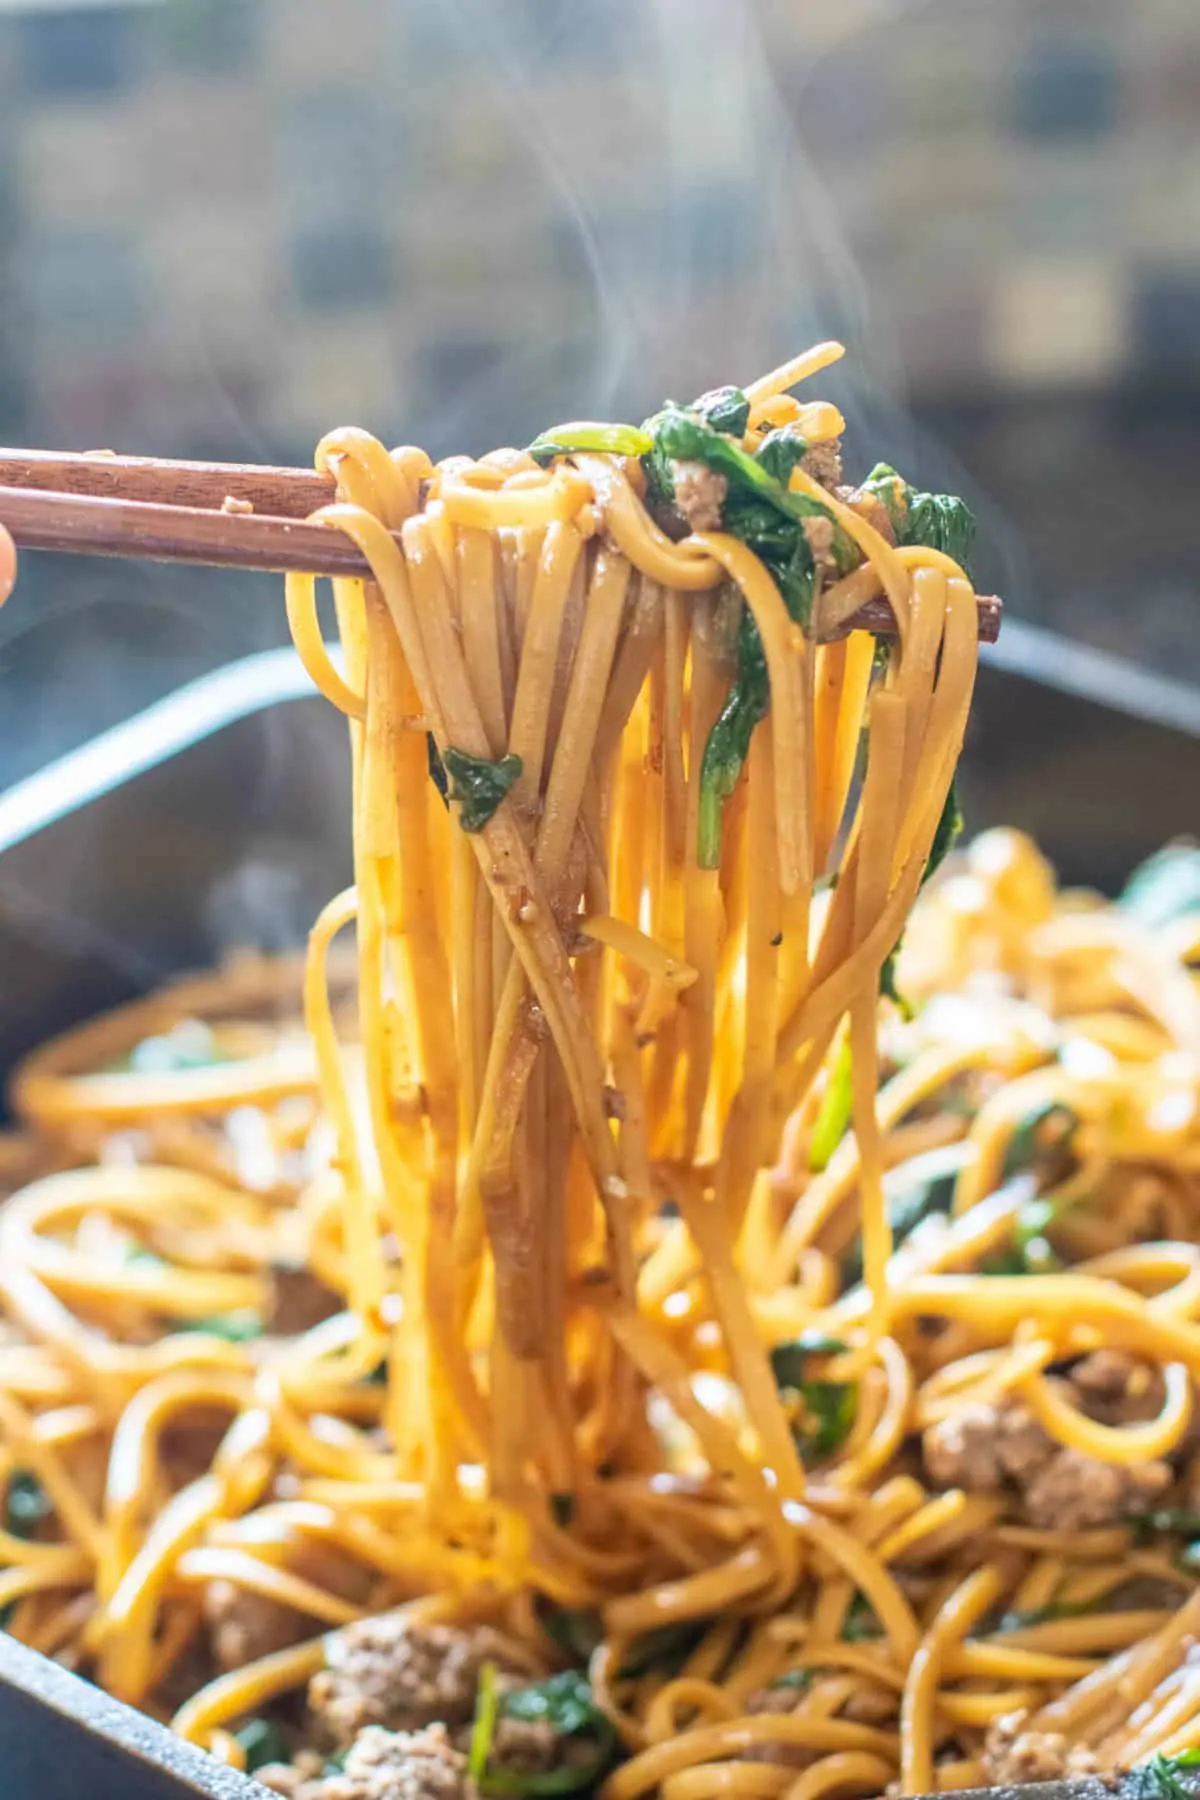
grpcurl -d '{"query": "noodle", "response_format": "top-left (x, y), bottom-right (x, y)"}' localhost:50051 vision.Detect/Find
top-left (2, 343), bottom-right (1199, 1800)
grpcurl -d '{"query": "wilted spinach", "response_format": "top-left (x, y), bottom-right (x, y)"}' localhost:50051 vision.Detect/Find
top-left (841, 1593), bottom-right (882, 1641)
top-left (4, 1471), bottom-right (50, 1540)
top-left (236, 1719), bottom-right (290, 1775)
top-left (618, 1619), bottom-right (709, 1679)
top-left (470, 1666), bottom-right (618, 1796)
top-left (1001, 1100), bottom-right (1078, 1185)
top-left (642, 401), bottom-right (852, 868)
top-left (1120, 843), bottom-right (1200, 934)
top-left (538, 1602), bottom-right (604, 1664)
top-left (693, 386), bottom-right (752, 436)
top-left (105, 1019), bottom-right (231, 1076)
top-left (879, 778), bottom-right (964, 1011)
top-left (839, 1141), bottom-right (971, 1288)
top-left (769, 1331), bottom-right (857, 1465)
top-left (860, 464), bottom-right (977, 570)
top-left (808, 1035), bottom-right (854, 1173)
top-left (1127, 1751), bottom-right (1200, 1800)
top-left (186, 1309), bottom-right (264, 1343)
top-left (441, 748), bottom-right (524, 833)
top-left (528, 422), bottom-right (654, 464)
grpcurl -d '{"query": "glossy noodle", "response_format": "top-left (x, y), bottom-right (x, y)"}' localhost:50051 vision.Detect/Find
top-left (1, 346), bottom-right (1199, 1800)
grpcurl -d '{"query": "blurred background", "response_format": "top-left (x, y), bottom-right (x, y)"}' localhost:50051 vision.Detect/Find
top-left (0, 0), bottom-right (1196, 1069)
top-left (0, 0), bottom-right (1196, 777)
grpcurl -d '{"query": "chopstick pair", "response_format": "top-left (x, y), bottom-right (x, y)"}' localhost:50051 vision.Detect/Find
top-left (0, 447), bottom-right (1003, 642)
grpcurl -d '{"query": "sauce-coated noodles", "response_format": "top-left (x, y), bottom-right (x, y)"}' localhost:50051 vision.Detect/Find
top-left (2, 348), bottom-right (1198, 1800)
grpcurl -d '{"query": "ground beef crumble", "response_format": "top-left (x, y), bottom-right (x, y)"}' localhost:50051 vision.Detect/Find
top-left (205, 1545), bottom-right (372, 1672)
top-left (921, 1354), bottom-right (1178, 1529)
top-left (323, 1725), bottom-right (474, 1800)
top-left (799, 440), bottom-right (843, 492)
top-left (839, 485), bottom-right (897, 545)
top-left (260, 1725), bottom-right (473, 1800)
top-left (922, 1400), bottom-right (1051, 1494)
top-left (742, 1683), bottom-right (818, 1768)
top-left (840, 1683), bottom-right (895, 1725)
top-left (1070, 1348), bottom-right (1166, 1426)
top-left (204, 1581), bottom-right (308, 1673)
top-left (983, 1711), bottom-right (1099, 1785)
top-left (1024, 1446), bottom-right (1169, 1530)
top-left (670, 460), bottom-right (727, 532)
top-left (257, 1751), bottom-right (326, 1799)
top-left (269, 1264), bottom-right (342, 1335)
top-left (802, 515), bottom-right (838, 571)
top-left (309, 1617), bottom-right (525, 1748)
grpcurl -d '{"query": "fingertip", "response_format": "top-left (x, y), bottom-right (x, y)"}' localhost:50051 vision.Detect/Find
top-left (0, 525), bottom-right (15, 605)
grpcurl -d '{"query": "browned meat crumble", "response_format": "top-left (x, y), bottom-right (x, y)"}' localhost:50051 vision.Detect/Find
top-left (983, 1711), bottom-right (1099, 1785)
top-left (799, 440), bottom-right (843, 491)
top-left (670, 460), bottom-right (727, 532)
top-left (259, 1725), bottom-right (472, 1800)
top-left (922, 1353), bottom-right (1176, 1529)
top-left (309, 1617), bottom-right (525, 1747)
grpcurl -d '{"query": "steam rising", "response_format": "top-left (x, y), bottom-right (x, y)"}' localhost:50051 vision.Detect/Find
top-left (430, 0), bottom-right (1023, 604)
top-left (0, 0), bottom-right (1024, 1070)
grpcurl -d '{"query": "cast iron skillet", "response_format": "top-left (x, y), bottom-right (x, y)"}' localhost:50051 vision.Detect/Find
top-left (0, 1631), bottom-right (273, 1797)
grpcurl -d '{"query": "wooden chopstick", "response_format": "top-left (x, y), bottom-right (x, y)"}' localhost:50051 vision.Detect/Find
top-left (0, 448), bottom-right (1002, 642)
top-left (0, 447), bottom-right (332, 516)
top-left (0, 485), bottom-right (373, 579)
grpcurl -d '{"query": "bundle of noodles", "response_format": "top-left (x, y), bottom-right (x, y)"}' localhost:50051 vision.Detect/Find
top-left (2, 342), bottom-right (1198, 1800)
top-left (274, 341), bottom-right (980, 1550)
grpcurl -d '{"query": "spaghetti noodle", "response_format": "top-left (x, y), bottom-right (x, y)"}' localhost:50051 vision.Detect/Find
top-left (1, 347), bottom-right (1198, 1800)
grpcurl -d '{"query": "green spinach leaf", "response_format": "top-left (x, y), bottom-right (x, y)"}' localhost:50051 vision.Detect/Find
top-left (808, 1036), bottom-right (853, 1173)
top-left (538, 1603), bottom-right (604, 1664)
top-left (839, 1141), bottom-right (971, 1288)
top-left (473, 1668), bottom-right (619, 1796)
top-left (860, 464), bottom-right (976, 573)
top-left (1002, 1101), bottom-right (1078, 1184)
top-left (236, 1719), bottom-right (290, 1775)
top-left (442, 748), bottom-right (523, 833)
top-left (755, 426), bottom-right (811, 488)
top-left (618, 1620), bottom-right (708, 1679)
top-left (642, 400), bottom-right (850, 868)
top-left (106, 1020), bottom-right (231, 1076)
top-left (901, 491), bottom-right (976, 569)
top-left (842, 1594), bottom-right (882, 1641)
top-left (1121, 844), bottom-right (1200, 933)
top-left (694, 387), bottom-right (751, 437)
top-left (879, 778), bottom-right (963, 1011)
top-left (696, 605), bottom-right (770, 870)
top-left (769, 1667), bottom-right (815, 1692)
top-left (1128, 1751), bottom-right (1200, 1800)
top-left (769, 1332), bottom-right (857, 1466)
top-left (4, 1471), bottom-right (50, 1540)
top-left (528, 422), bottom-right (654, 465)
top-left (186, 1310), bottom-right (263, 1343)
